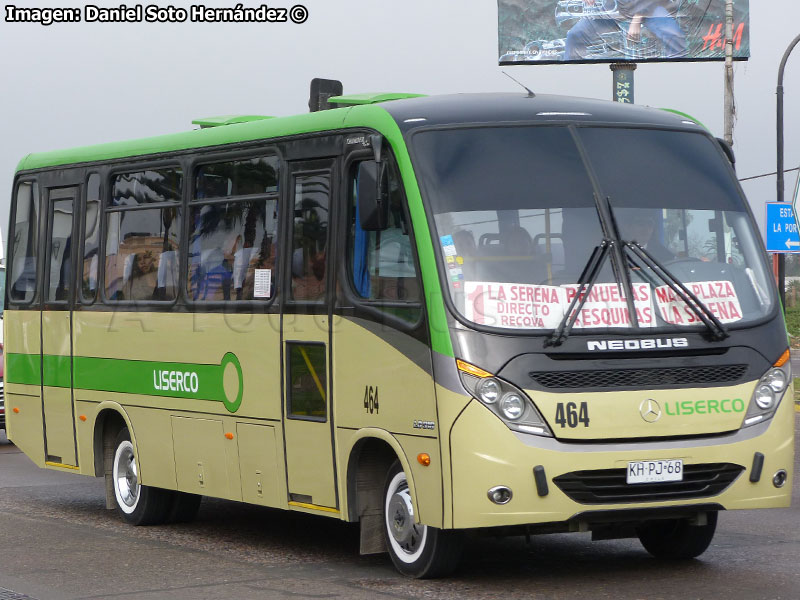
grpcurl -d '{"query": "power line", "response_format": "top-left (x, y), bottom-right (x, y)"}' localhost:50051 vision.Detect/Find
top-left (739, 167), bottom-right (799, 182)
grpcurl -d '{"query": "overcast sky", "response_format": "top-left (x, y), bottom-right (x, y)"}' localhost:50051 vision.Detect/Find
top-left (0, 1), bottom-right (798, 246)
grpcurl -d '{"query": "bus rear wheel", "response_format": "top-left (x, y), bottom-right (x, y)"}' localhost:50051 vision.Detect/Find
top-left (112, 428), bottom-right (171, 526)
top-left (636, 511), bottom-right (718, 559)
top-left (383, 462), bottom-right (462, 578)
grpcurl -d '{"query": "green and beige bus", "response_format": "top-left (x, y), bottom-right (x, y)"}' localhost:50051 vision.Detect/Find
top-left (4, 88), bottom-right (794, 578)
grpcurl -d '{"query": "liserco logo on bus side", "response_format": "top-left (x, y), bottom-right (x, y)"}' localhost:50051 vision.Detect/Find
top-left (73, 352), bottom-right (245, 413)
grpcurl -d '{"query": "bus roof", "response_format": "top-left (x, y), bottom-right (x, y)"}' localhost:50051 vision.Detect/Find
top-left (379, 93), bottom-right (704, 134)
top-left (16, 93), bottom-right (702, 173)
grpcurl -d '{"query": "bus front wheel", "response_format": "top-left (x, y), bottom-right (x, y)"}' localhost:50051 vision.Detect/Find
top-left (111, 428), bottom-right (171, 526)
top-left (383, 462), bottom-right (462, 578)
top-left (636, 511), bottom-right (718, 559)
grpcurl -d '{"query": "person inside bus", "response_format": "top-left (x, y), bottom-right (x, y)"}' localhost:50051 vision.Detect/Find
top-left (563, 0), bottom-right (687, 61)
top-left (625, 215), bottom-right (674, 262)
top-left (127, 250), bottom-right (158, 300)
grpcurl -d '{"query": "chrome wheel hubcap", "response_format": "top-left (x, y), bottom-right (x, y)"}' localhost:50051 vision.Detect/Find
top-left (388, 482), bottom-right (425, 554)
top-left (114, 442), bottom-right (139, 510)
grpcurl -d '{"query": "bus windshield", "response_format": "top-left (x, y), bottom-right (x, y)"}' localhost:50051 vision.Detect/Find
top-left (413, 125), bottom-right (775, 333)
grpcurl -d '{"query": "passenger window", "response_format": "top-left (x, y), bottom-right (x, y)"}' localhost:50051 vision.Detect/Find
top-left (291, 174), bottom-right (329, 302)
top-left (189, 155), bottom-right (280, 302)
top-left (47, 198), bottom-right (74, 303)
top-left (110, 168), bottom-right (182, 206)
top-left (82, 174), bottom-right (101, 302)
top-left (105, 168), bottom-right (182, 302)
top-left (9, 181), bottom-right (40, 303)
top-left (348, 161), bottom-right (420, 302)
top-left (286, 343), bottom-right (327, 420)
top-left (196, 156), bottom-right (279, 198)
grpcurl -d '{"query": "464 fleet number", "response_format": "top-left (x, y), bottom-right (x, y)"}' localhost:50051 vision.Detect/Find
top-left (554, 402), bottom-right (590, 428)
top-left (363, 386), bottom-right (379, 414)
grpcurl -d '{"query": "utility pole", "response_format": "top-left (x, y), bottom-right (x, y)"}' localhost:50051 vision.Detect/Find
top-left (723, 0), bottom-right (734, 146)
top-left (777, 33), bottom-right (800, 312)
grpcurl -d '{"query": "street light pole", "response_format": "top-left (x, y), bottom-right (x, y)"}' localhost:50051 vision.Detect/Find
top-left (777, 33), bottom-right (800, 312)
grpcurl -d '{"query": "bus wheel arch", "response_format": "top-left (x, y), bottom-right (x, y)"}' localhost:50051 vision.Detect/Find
top-left (92, 404), bottom-right (134, 478)
top-left (345, 432), bottom-right (415, 555)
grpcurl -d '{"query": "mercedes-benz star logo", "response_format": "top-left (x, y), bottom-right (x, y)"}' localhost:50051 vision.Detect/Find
top-left (639, 399), bottom-right (662, 423)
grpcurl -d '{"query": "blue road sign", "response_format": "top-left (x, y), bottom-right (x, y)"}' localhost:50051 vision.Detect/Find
top-left (766, 202), bottom-right (800, 253)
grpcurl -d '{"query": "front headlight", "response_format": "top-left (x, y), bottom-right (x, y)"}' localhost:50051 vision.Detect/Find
top-left (499, 393), bottom-right (525, 420)
top-left (743, 356), bottom-right (791, 428)
top-left (477, 378), bottom-right (501, 404)
top-left (754, 385), bottom-right (775, 410)
top-left (763, 368), bottom-right (788, 393)
top-left (456, 359), bottom-right (553, 437)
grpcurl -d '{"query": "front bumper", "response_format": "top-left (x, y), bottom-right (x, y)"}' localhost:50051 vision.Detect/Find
top-left (449, 389), bottom-right (794, 529)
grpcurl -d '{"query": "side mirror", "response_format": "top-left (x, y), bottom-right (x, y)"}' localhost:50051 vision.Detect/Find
top-left (357, 161), bottom-right (389, 231)
top-left (716, 137), bottom-right (736, 169)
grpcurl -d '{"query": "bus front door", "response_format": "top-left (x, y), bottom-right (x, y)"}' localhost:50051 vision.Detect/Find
top-left (281, 162), bottom-right (338, 511)
top-left (41, 187), bottom-right (78, 467)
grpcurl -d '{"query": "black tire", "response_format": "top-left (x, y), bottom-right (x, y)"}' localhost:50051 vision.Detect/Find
top-left (636, 511), bottom-right (718, 559)
top-left (383, 461), bottom-right (462, 578)
top-left (167, 491), bottom-right (202, 524)
top-left (111, 428), bottom-right (171, 526)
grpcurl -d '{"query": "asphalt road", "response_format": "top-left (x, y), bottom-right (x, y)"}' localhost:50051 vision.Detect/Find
top-left (0, 418), bottom-right (798, 600)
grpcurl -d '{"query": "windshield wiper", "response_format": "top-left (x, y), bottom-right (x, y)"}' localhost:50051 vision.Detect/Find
top-left (601, 196), bottom-right (728, 341)
top-left (546, 239), bottom-right (613, 347)
top-left (624, 242), bottom-right (729, 341)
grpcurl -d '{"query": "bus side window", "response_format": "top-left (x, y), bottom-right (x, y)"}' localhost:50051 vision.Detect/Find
top-left (104, 168), bottom-right (183, 302)
top-left (9, 181), bottom-right (40, 304)
top-left (82, 174), bottom-right (101, 303)
top-left (348, 160), bottom-right (420, 304)
top-left (189, 155), bottom-right (280, 302)
top-left (291, 173), bottom-right (330, 303)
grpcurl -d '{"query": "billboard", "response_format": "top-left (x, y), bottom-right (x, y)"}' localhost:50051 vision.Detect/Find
top-left (498, 1), bottom-right (750, 64)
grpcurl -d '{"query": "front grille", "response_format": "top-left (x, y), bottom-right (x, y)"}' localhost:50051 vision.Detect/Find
top-left (553, 463), bottom-right (744, 504)
top-left (530, 364), bottom-right (748, 389)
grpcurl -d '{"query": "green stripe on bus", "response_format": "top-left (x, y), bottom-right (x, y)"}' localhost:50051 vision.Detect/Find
top-left (43, 354), bottom-right (71, 388)
top-left (6, 353), bottom-right (42, 385)
top-left (6, 352), bottom-right (244, 413)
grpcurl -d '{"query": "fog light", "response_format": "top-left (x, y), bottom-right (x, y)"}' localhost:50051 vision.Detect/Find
top-left (773, 470), bottom-right (787, 488)
top-left (487, 485), bottom-right (513, 505)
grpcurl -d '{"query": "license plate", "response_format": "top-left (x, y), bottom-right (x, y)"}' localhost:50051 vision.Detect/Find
top-left (627, 459), bottom-right (683, 484)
